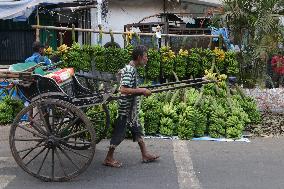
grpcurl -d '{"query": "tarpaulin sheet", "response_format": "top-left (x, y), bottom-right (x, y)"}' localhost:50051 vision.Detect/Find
top-left (0, 0), bottom-right (74, 21)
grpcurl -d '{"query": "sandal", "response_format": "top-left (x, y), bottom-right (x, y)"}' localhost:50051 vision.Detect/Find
top-left (103, 160), bottom-right (122, 168)
top-left (142, 155), bottom-right (160, 163)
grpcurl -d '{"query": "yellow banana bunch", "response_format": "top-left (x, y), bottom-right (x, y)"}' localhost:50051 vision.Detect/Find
top-left (57, 44), bottom-right (69, 53)
top-left (213, 47), bottom-right (225, 61)
top-left (126, 31), bottom-right (133, 40)
top-left (178, 49), bottom-right (189, 56)
top-left (44, 46), bottom-right (53, 55)
top-left (218, 74), bottom-right (227, 81)
top-left (168, 50), bottom-right (176, 59)
top-left (160, 46), bottom-right (169, 53)
top-left (204, 70), bottom-right (217, 80)
top-left (160, 46), bottom-right (175, 62)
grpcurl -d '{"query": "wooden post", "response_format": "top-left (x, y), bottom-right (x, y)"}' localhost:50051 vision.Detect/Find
top-left (109, 29), bottom-right (114, 43)
top-left (72, 24), bottom-right (76, 43)
top-left (98, 24), bottom-right (103, 45)
top-left (36, 8), bottom-right (40, 41)
top-left (218, 34), bottom-right (223, 49)
top-left (208, 37), bottom-right (213, 50)
top-left (59, 32), bottom-right (63, 46)
top-left (87, 32), bottom-right (91, 45)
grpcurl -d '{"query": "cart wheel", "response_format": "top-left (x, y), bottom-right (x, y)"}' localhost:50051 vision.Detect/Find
top-left (9, 99), bottom-right (96, 182)
top-left (86, 103), bottom-right (110, 144)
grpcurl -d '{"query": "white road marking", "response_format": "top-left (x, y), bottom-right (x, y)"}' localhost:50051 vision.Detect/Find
top-left (0, 175), bottom-right (16, 189)
top-left (173, 140), bottom-right (201, 189)
top-left (0, 157), bottom-right (17, 169)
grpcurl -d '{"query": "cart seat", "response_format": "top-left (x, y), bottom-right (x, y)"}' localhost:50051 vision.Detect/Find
top-left (44, 68), bottom-right (74, 84)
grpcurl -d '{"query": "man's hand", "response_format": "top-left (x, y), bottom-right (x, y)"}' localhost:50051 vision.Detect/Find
top-left (120, 86), bottom-right (152, 96)
top-left (140, 88), bottom-right (152, 96)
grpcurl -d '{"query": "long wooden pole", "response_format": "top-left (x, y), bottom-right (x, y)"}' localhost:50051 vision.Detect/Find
top-left (36, 8), bottom-right (40, 41)
top-left (31, 25), bottom-right (219, 38)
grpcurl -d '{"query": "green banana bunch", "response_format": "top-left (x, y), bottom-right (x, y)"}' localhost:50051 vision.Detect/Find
top-left (232, 95), bottom-right (261, 124)
top-left (175, 54), bottom-right (187, 79)
top-left (185, 88), bottom-right (200, 106)
top-left (141, 95), bottom-right (161, 135)
top-left (161, 103), bottom-right (177, 118)
top-left (160, 46), bottom-right (175, 78)
top-left (178, 116), bottom-right (194, 140)
top-left (225, 51), bottom-right (239, 76)
top-left (93, 45), bottom-right (106, 71)
top-left (146, 48), bottom-right (160, 81)
top-left (187, 52), bottom-right (201, 77)
top-left (208, 101), bottom-right (227, 138)
top-left (160, 117), bottom-right (174, 136)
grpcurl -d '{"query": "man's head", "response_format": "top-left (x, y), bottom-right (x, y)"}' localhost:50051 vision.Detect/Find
top-left (132, 45), bottom-right (148, 67)
top-left (32, 41), bottom-right (45, 55)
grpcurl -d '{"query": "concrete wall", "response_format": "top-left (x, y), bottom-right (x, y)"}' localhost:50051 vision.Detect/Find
top-left (90, 0), bottom-right (219, 47)
top-left (91, 0), bottom-right (164, 47)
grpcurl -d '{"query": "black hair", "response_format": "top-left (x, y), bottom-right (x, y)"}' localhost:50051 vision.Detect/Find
top-left (50, 55), bottom-right (60, 63)
top-left (32, 41), bottom-right (44, 52)
top-left (132, 45), bottom-right (147, 61)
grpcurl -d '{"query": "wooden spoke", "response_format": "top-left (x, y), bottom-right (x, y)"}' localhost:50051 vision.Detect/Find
top-left (38, 107), bottom-right (51, 134)
top-left (51, 148), bottom-right (55, 180)
top-left (17, 125), bottom-right (45, 138)
top-left (62, 129), bottom-right (88, 140)
top-left (54, 148), bottom-right (67, 177)
top-left (17, 143), bottom-right (46, 153)
top-left (60, 144), bottom-right (90, 159)
top-left (37, 148), bottom-right (50, 174)
top-left (63, 140), bottom-right (91, 145)
top-left (58, 145), bottom-right (80, 170)
top-left (21, 141), bottom-right (44, 159)
top-left (28, 116), bottom-right (47, 135)
top-left (14, 138), bottom-right (44, 142)
top-left (25, 147), bottom-right (47, 166)
top-left (57, 117), bottom-right (80, 136)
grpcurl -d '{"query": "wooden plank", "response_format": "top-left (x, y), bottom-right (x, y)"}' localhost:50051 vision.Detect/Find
top-left (0, 65), bottom-right (9, 69)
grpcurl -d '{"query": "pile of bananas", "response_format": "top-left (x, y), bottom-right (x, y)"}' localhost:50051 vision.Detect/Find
top-left (204, 70), bottom-right (217, 80)
top-left (159, 102), bottom-right (178, 136)
top-left (57, 44), bottom-right (69, 54)
top-left (160, 46), bottom-right (175, 61)
top-left (160, 46), bottom-right (175, 78)
top-left (178, 49), bottom-right (189, 57)
top-left (218, 74), bottom-right (227, 81)
top-left (175, 49), bottom-right (189, 79)
top-left (208, 101), bottom-right (227, 138)
top-left (213, 47), bottom-right (225, 61)
top-left (146, 48), bottom-right (160, 81)
top-left (44, 46), bottom-right (53, 56)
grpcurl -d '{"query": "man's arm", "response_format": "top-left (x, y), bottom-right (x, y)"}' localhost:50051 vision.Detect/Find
top-left (120, 86), bottom-right (151, 96)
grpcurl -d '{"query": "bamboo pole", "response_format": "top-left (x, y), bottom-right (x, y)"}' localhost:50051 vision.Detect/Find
top-left (31, 25), bottom-right (219, 38)
top-left (36, 8), bottom-right (40, 41)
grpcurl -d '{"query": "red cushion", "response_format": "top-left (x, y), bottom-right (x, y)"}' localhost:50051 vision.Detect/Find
top-left (45, 68), bottom-right (74, 83)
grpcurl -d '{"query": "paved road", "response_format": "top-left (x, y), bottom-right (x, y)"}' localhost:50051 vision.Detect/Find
top-left (189, 138), bottom-right (284, 189)
top-left (1, 125), bottom-right (284, 189)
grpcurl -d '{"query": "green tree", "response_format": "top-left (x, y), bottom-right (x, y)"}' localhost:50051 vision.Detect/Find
top-left (219, 0), bottom-right (284, 86)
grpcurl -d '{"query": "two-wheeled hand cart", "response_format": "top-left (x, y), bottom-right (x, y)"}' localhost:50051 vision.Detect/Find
top-left (0, 64), bottom-right (214, 182)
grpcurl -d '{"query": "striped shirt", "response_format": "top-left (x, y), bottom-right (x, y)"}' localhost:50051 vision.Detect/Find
top-left (118, 64), bottom-right (139, 117)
